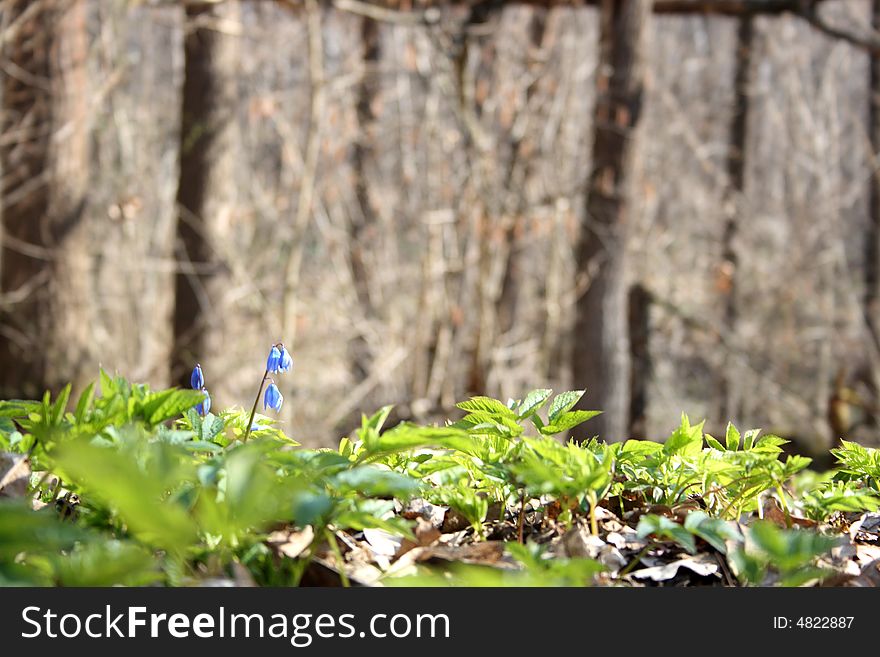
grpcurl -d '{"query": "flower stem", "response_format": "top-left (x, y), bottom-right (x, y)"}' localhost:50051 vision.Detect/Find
top-left (517, 490), bottom-right (526, 544)
top-left (243, 370), bottom-right (269, 442)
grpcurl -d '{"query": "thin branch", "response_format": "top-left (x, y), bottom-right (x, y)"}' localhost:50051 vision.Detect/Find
top-left (796, 2), bottom-right (880, 55)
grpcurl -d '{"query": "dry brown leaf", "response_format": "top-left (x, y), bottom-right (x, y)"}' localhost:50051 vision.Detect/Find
top-left (362, 528), bottom-right (402, 569)
top-left (400, 498), bottom-right (448, 528)
top-left (0, 452), bottom-right (30, 498)
top-left (855, 543), bottom-right (880, 567)
top-left (761, 498), bottom-right (817, 529)
top-left (266, 525), bottom-right (315, 559)
top-left (559, 524), bottom-right (627, 573)
top-left (849, 512), bottom-right (880, 543)
top-left (630, 553), bottom-right (720, 582)
top-left (440, 508), bottom-right (471, 533)
top-left (397, 517), bottom-right (441, 559)
top-left (415, 540), bottom-right (509, 566)
top-left (845, 558), bottom-right (880, 587)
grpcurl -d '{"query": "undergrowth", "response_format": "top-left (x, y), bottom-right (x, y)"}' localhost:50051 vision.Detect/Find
top-left (1, 372), bottom-right (878, 587)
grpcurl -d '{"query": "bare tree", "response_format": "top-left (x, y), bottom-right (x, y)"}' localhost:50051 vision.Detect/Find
top-left (717, 14), bottom-right (754, 423)
top-left (171, 0), bottom-right (241, 386)
top-left (867, 0), bottom-right (880, 353)
top-left (573, 0), bottom-right (651, 441)
top-left (348, 14), bottom-right (380, 382)
top-left (0, 0), bottom-right (90, 398)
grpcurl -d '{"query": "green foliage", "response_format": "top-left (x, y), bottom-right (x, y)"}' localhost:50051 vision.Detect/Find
top-left (831, 440), bottom-right (880, 492)
top-left (614, 416), bottom-right (810, 518)
top-left (0, 374), bottom-right (871, 587)
top-left (390, 542), bottom-right (604, 587)
top-left (636, 511), bottom-right (740, 555)
top-left (636, 514), bottom-right (698, 553)
top-left (729, 522), bottom-right (840, 587)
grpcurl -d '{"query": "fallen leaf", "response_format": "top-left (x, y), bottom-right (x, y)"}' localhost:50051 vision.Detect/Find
top-left (0, 452), bottom-right (30, 498)
top-left (845, 558), bottom-right (880, 587)
top-left (630, 553), bottom-right (720, 582)
top-left (560, 524), bottom-right (627, 573)
top-left (401, 498), bottom-right (448, 528)
top-left (267, 525), bottom-right (315, 559)
top-left (397, 518), bottom-right (441, 559)
top-left (761, 498), bottom-right (816, 529)
top-left (441, 508), bottom-right (471, 533)
top-left (363, 528), bottom-right (403, 569)
top-left (849, 512), bottom-right (880, 543)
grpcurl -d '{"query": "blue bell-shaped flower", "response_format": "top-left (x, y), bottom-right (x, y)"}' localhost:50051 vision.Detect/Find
top-left (191, 363), bottom-right (204, 390)
top-left (278, 344), bottom-right (293, 373)
top-left (266, 345), bottom-right (282, 373)
top-left (196, 388), bottom-right (211, 416)
top-left (263, 382), bottom-right (283, 412)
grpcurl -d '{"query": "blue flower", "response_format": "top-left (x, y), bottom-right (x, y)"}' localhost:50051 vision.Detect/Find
top-left (191, 363), bottom-right (204, 390)
top-left (278, 345), bottom-right (293, 373)
top-left (196, 388), bottom-right (211, 416)
top-left (263, 382), bottom-right (283, 412)
top-left (267, 343), bottom-right (293, 374)
top-left (266, 345), bottom-right (282, 373)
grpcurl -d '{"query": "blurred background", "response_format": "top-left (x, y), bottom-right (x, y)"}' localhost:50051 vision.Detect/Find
top-left (2, 0), bottom-right (880, 458)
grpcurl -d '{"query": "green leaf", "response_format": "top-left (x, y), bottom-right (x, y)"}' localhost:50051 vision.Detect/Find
top-left (548, 390), bottom-right (585, 423)
top-left (74, 382), bottom-right (95, 423)
top-left (99, 369), bottom-right (116, 397)
top-left (704, 434), bottom-right (725, 451)
top-left (748, 521), bottom-right (839, 571)
top-left (331, 466), bottom-right (422, 499)
top-left (636, 514), bottom-right (697, 554)
top-left (539, 410), bottom-right (601, 435)
top-left (200, 414), bottom-right (225, 442)
top-left (141, 388), bottom-right (205, 426)
top-left (725, 423), bottom-right (740, 451)
top-left (516, 389), bottom-right (552, 420)
top-left (292, 491), bottom-right (334, 527)
top-left (0, 400), bottom-right (39, 419)
top-left (358, 424), bottom-right (473, 459)
top-left (50, 540), bottom-right (160, 587)
top-left (663, 415), bottom-right (704, 457)
top-left (334, 511), bottom-right (413, 538)
top-left (361, 405), bottom-right (394, 436)
top-left (743, 429), bottom-right (761, 451)
top-left (50, 384), bottom-right (72, 426)
top-left (682, 511), bottom-right (741, 554)
top-left (456, 396), bottom-right (516, 418)
top-left (0, 500), bottom-right (88, 560)
top-left (52, 441), bottom-right (197, 551)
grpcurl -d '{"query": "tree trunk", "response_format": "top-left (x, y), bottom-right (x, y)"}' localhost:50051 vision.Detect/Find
top-left (866, 0), bottom-right (880, 355)
top-left (627, 283), bottom-right (652, 439)
top-left (572, 0), bottom-right (650, 441)
top-left (348, 15), bottom-right (380, 382)
top-left (717, 15), bottom-right (753, 424)
top-left (496, 7), bottom-right (548, 339)
top-left (0, 0), bottom-right (91, 399)
top-left (171, 0), bottom-right (241, 388)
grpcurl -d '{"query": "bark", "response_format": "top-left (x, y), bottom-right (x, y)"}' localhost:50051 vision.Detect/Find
top-left (171, 0), bottom-right (241, 387)
top-left (348, 15), bottom-right (380, 382)
top-left (866, 0), bottom-right (880, 354)
top-left (717, 15), bottom-right (753, 423)
top-left (627, 283), bottom-right (651, 439)
top-left (496, 7), bottom-right (548, 339)
top-left (0, 0), bottom-right (91, 398)
top-left (572, 0), bottom-right (650, 441)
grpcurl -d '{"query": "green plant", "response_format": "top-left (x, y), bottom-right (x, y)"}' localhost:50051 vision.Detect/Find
top-left (729, 522), bottom-right (840, 587)
top-left (0, 375), bottom-right (874, 588)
